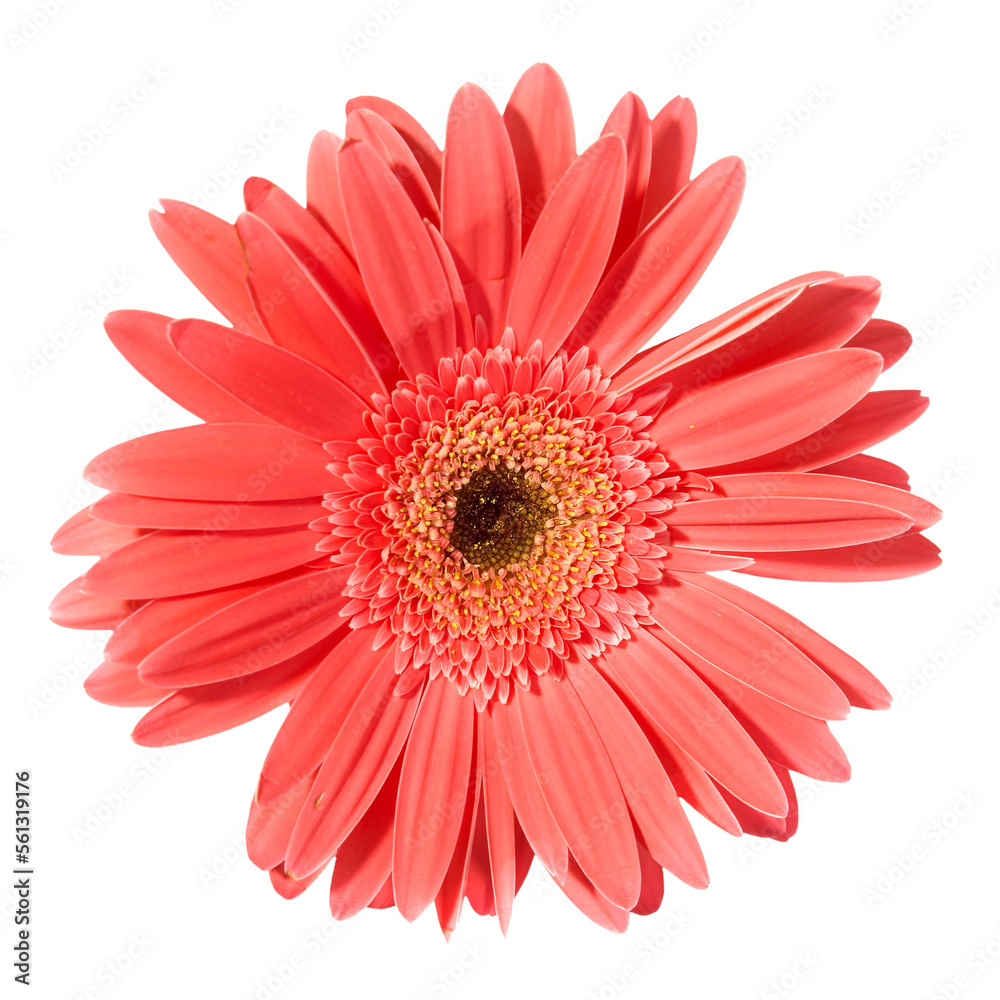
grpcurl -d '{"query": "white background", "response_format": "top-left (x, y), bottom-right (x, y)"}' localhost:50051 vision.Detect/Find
top-left (3, 0), bottom-right (998, 997)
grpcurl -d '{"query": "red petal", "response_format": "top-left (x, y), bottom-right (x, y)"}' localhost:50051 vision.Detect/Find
top-left (84, 424), bottom-right (331, 501)
top-left (338, 138), bottom-right (457, 375)
top-left (638, 97), bottom-right (697, 228)
top-left (480, 712), bottom-right (516, 934)
top-left (393, 680), bottom-right (475, 921)
top-left (503, 63), bottom-right (576, 244)
top-left (506, 134), bottom-right (627, 359)
top-left (515, 671), bottom-right (641, 910)
top-left (148, 200), bottom-right (260, 336)
top-left (565, 659), bottom-right (708, 888)
top-left (845, 318), bottom-right (911, 370)
top-left (650, 577), bottom-right (851, 720)
top-left (345, 109), bottom-right (439, 225)
top-left (50, 577), bottom-right (140, 629)
top-left (489, 703), bottom-right (569, 884)
top-left (242, 178), bottom-right (391, 371)
top-left (169, 319), bottom-right (366, 440)
top-left (442, 84), bottom-right (521, 341)
top-left (710, 390), bottom-right (929, 475)
top-left (815, 454), bottom-right (911, 490)
top-left (601, 92), bottom-right (651, 268)
top-left (667, 495), bottom-right (914, 552)
top-left (568, 156), bottom-right (745, 372)
top-left (51, 508), bottom-right (142, 556)
top-left (286, 663), bottom-right (420, 879)
top-left (84, 660), bottom-right (167, 707)
top-left (305, 131), bottom-right (354, 258)
top-left (236, 211), bottom-right (387, 396)
top-left (693, 472), bottom-right (939, 532)
top-left (247, 770), bottom-right (314, 871)
top-left (650, 349), bottom-right (883, 470)
top-left (256, 632), bottom-right (391, 805)
top-left (104, 310), bottom-right (267, 423)
top-left (732, 530), bottom-right (941, 582)
top-left (131, 642), bottom-right (326, 745)
top-left (92, 493), bottom-right (324, 531)
top-left (136, 569), bottom-right (347, 685)
top-left (327, 758), bottom-right (402, 919)
top-left (81, 526), bottom-right (322, 600)
top-left (557, 857), bottom-right (629, 932)
top-left (344, 95), bottom-right (443, 196)
top-left (607, 629), bottom-right (788, 816)
top-left (435, 746), bottom-right (482, 937)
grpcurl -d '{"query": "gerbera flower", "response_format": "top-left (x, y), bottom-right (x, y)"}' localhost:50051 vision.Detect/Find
top-left (51, 63), bottom-right (941, 935)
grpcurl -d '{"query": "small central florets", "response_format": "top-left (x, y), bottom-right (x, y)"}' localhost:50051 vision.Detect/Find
top-left (324, 335), bottom-right (683, 709)
top-left (449, 465), bottom-right (554, 571)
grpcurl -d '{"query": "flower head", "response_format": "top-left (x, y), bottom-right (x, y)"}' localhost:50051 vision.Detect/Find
top-left (51, 64), bottom-right (940, 935)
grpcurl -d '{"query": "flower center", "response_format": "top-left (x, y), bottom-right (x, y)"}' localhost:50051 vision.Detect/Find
top-left (448, 465), bottom-right (555, 571)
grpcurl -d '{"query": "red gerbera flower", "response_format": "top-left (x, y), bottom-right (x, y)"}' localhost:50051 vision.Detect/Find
top-left (51, 64), bottom-right (941, 935)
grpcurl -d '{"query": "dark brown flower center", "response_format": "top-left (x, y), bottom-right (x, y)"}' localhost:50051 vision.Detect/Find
top-left (448, 465), bottom-right (555, 571)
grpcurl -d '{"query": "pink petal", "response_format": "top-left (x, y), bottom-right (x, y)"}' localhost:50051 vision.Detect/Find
top-left (286, 663), bottom-right (421, 879)
top-left (424, 219), bottom-right (475, 351)
top-left (327, 759), bottom-right (402, 920)
top-left (480, 711), bottom-right (517, 934)
top-left (845, 318), bottom-right (911, 370)
top-left (236, 211), bottom-right (388, 396)
top-left (81, 526), bottom-right (322, 600)
top-left (247, 770), bottom-right (315, 871)
top-left (708, 390), bottom-right (929, 475)
top-left (568, 156), bottom-right (745, 373)
top-left (104, 311), bottom-right (268, 423)
top-left (256, 630), bottom-right (392, 805)
top-left (650, 348), bottom-right (883, 470)
top-left (503, 63), bottom-right (576, 243)
top-left (441, 84), bottom-right (521, 341)
top-left (557, 856), bottom-right (629, 933)
top-left (661, 548), bottom-right (756, 572)
top-left (506, 134), bottom-right (627, 358)
top-left (638, 97), bottom-right (697, 229)
top-left (692, 472), bottom-right (940, 532)
top-left (338, 138), bottom-right (457, 375)
top-left (51, 508), bottom-right (143, 556)
top-left (131, 642), bottom-right (327, 745)
top-left (489, 703), bottom-right (569, 884)
top-left (169, 319), bottom-right (367, 440)
top-left (393, 680), bottom-right (475, 921)
top-left (50, 577), bottom-right (140, 629)
top-left (345, 109), bottom-right (439, 225)
top-left (601, 92), bottom-right (651, 269)
top-left (84, 424), bottom-right (332, 501)
top-left (84, 660), bottom-right (168, 707)
top-left (148, 200), bottom-right (261, 336)
top-left (344, 95), bottom-right (443, 196)
top-left (242, 178), bottom-right (392, 371)
top-left (732, 530), bottom-right (941, 582)
top-left (92, 493), bottom-right (324, 531)
top-left (606, 629), bottom-right (788, 816)
top-left (633, 841), bottom-right (667, 915)
top-left (565, 659), bottom-right (708, 888)
top-left (515, 671), bottom-right (641, 910)
top-left (666, 495), bottom-right (914, 552)
top-left (305, 131), bottom-right (354, 258)
top-left (136, 569), bottom-right (347, 685)
top-left (815, 454), bottom-right (911, 490)
top-left (435, 761), bottom-right (481, 937)
top-left (650, 577), bottom-right (851, 720)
